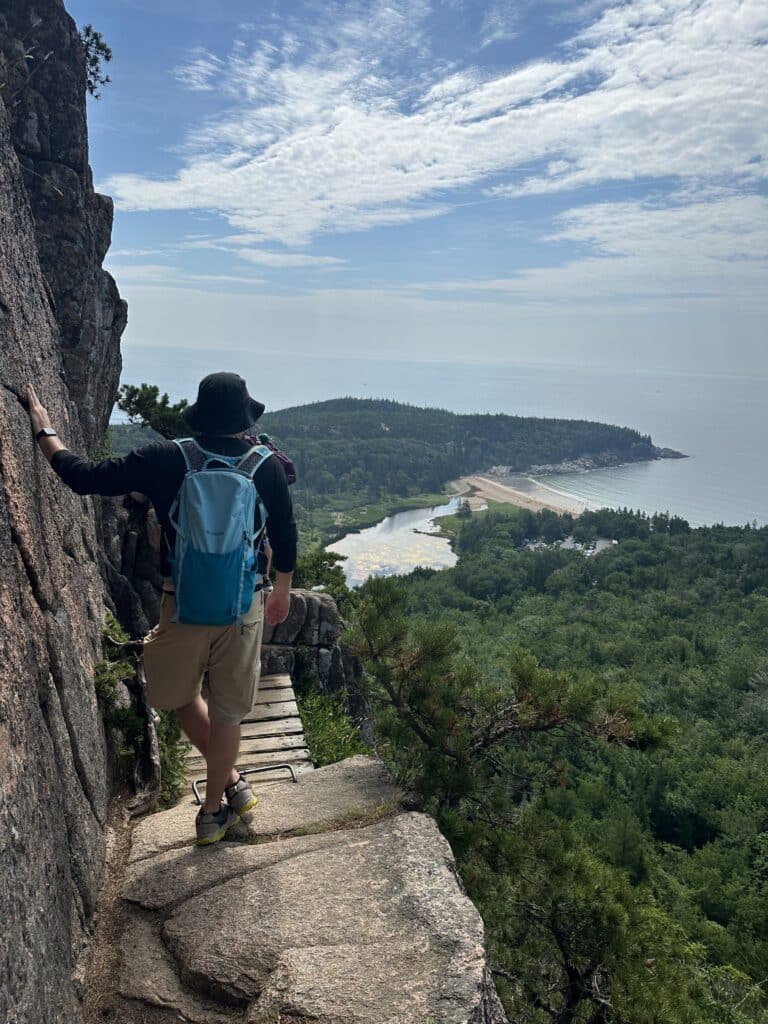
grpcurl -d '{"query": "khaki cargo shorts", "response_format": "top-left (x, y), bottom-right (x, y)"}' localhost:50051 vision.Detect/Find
top-left (142, 590), bottom-right (264, 726)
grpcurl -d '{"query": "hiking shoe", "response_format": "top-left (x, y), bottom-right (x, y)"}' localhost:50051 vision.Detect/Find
top-left (225, 773), bottom-right (259, 817)
top-left (195, 803), bottom-right (238, 846)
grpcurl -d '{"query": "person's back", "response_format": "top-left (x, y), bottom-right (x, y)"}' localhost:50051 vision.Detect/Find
top-left (26, 372), bottom-right (297, 844)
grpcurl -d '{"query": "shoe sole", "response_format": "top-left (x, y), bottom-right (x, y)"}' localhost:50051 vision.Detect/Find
top-left (195, 796), bottom-right (258, 846)
top-left (234, 794), bottom-right (259, 816)
top-left (195, 814), bottom-right (239, 847)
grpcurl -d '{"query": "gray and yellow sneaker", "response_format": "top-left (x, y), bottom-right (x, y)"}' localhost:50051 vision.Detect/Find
top-left (195, 803), bottom-right (238, 846)
top-left (225, 773), bottom-right (259, 817)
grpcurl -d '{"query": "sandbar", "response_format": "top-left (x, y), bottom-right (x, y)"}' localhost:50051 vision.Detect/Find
top-left (451, 474), bottom-right (588, 516)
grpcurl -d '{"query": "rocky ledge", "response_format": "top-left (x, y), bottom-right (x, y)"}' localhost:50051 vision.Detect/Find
top-left (117, 756), bottom-right (508, 1024)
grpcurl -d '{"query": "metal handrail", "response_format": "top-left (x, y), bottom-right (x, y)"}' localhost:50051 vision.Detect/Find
top-left (192, 762), bottom-right (299, 805)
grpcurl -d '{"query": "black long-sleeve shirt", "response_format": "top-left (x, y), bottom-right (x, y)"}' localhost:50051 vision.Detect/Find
top-left (51, 435), bottom-right (297, 576)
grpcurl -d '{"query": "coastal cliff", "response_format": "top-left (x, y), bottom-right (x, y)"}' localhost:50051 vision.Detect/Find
top-left (0, 2), bottom-right (124, 1020)
top-left (0, 96), bottom-right (109, 1024)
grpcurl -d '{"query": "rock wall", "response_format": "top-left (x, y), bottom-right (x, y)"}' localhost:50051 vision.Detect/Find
top-left (0, 3), bottom-right (125, 1021)
top-left (0, 99), bottom-right (108, 1024)
top-left (262, 588), bottom-right (347, 687)
top-left (0, 0), bottom-right (126, 449)
top-left (99, 493), bottom-right (163, 639)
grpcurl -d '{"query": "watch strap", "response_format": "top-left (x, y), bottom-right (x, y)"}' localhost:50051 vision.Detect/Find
top-left (35, 427), bottom-right (57, 441)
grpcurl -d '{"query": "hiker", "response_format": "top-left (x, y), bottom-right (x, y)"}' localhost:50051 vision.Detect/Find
top-left (25, 372), bottom-right (297, 845)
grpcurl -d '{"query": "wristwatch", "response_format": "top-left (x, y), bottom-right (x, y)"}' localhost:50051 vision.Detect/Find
top-left (35, 427), bottom-right (58, 441)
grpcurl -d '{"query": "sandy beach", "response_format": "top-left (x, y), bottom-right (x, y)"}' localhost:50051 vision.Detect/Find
top-left (451, 474), bottom-right (588, 516)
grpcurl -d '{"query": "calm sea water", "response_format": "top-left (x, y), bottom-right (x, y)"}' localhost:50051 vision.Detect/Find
top-left (119, 347), bottom-right (768, 527)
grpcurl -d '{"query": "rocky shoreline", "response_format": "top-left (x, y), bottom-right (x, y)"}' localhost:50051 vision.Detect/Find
top-left (485, 444), bottom-right (687, 479)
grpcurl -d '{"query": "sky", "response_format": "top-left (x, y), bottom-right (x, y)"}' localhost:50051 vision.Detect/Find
top-left (67, 0), bottom-right (768, 384)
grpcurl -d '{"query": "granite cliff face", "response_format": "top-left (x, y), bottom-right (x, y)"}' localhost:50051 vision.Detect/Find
top-left (0, 99), bottom-right (109, 1024)
top-left (0, 3), bottom-right (124, 1021)
top-left (0, 0), bottom-right (126, 449)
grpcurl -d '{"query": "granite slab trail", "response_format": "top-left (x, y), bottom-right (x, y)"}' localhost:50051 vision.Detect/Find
top-left (119, 755), bottom-right (508, 1023)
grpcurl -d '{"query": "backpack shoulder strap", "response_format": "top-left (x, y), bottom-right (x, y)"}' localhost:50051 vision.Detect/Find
top-left (173, 437), bottom-right (206, 473)
top-left (237, 444), bottom-right (273, 480)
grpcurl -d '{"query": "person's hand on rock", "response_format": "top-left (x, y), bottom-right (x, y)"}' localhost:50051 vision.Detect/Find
top-left (26, 385), bottom-right (53, 434)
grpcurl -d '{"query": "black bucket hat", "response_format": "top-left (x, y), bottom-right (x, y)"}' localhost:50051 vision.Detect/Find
top-left (183, 373), bottom-right (265, 435)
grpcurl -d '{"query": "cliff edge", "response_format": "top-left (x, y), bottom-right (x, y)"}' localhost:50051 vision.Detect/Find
top-left (118, 756), bottom-right (509, 1024)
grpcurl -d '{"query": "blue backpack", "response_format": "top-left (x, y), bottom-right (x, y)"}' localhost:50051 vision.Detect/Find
top-left (168, 438), bottom-right (273, 626)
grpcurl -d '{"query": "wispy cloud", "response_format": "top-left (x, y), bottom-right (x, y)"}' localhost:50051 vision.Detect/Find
top-left (237, 249), bottom-right (346, 268)
top-left (174, 48), bottom-right (224, 92)
top-left (104, 263), bottom-right (179, 283)
top-left (410, 193), bottom-right (768, 306)
top-left (105, 263), bottom-right (265, 287)
top-left (185, 273), bottom-right (266, 284)
top-left (175, 233), bottom-right (347, 268)
top-left (479, 2), bottom-right (521, 47)
top-left (107, 0), bottom-right (766, 253)
top-left (110, 247), bottom-right (170, 258)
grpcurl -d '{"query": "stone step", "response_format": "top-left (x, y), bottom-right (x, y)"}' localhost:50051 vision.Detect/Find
top-left (121, 759), bottom-right (507, 1023)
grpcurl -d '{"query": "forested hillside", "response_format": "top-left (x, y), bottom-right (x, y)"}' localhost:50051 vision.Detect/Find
top-left (111, 391), bottom-right (666, 542)
top-left (263, 397), bottom-right (658, 499)
top-left (350, 509), bottom-right (768, 1022)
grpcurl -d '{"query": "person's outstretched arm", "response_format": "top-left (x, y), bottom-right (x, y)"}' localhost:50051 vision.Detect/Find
top-left (26, 385), bottom-right (67, 464)
top-left (25, 384), bottom-right (168, 496)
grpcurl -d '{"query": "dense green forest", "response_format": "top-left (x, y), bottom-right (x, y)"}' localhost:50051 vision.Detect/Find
top-left (348, 508), bottom-right (768, 1023)
top-left (110, 388), bottom-right (665, 542)
top-left (260, 397), bottom-right (659, 498)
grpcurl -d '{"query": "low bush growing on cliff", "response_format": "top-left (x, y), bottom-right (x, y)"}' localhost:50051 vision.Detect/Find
top-left (297, 691), bottom-right (370, 767)
top-left (95, 615), bottom-right (144, 769)
top-left (79, 24), bottom-right (112, 98)
top-left (155, 710), bottom-right (190, 809)
top-left (96, 613), bottom-right (189, 807)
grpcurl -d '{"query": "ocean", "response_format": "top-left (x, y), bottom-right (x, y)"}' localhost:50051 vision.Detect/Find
top-left (118, 346), bottom-right (768, 528)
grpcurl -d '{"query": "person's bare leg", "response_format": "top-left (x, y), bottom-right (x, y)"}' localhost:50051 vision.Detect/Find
top-left (175, 697), bottom-right (238, 793)
top-left (202, 721), bottom-right (241, 813)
